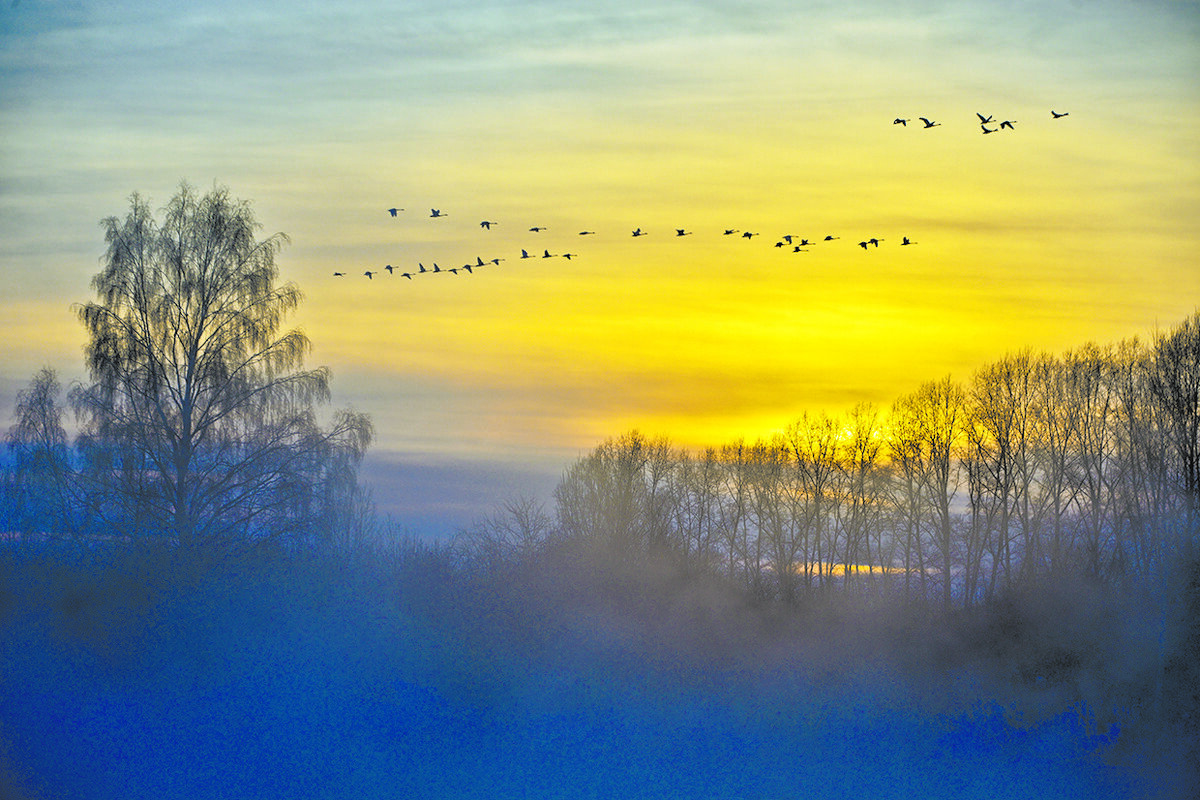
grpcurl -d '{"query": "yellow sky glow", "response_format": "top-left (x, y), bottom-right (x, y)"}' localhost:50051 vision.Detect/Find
top-left (3, 1), bottom-right (1198, 481)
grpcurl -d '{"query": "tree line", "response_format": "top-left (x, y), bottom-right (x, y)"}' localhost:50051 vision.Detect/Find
top-left (461, 313), bottom-right (1200, 608)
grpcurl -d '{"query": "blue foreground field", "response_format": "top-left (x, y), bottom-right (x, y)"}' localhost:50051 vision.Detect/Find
top-left (0, 543), bottom-right (1191, 799)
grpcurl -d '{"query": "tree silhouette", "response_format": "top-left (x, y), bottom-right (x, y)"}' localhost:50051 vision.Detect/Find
top-left (889, 376), bottom-right (966, 610)
top-left (70, 183), bottom-right (372, 549)
top-left (1149, 312), bottom-right (1200, 535)
top-left (4, 368), bottom-right (73, 536)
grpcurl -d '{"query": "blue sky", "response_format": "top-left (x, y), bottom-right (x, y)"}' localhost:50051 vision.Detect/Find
top-left (2, 0), bottom-right (1198, 536)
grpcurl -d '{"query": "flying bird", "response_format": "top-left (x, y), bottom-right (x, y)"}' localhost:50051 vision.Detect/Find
top-left (333, 272), bottom-right (345, 276)
top-left (999, 120), bottom-right (1016, 130)
top-left (400, 272), bottom-right (413, 279)
top-left (432, 263), bottom-right (442, 273)
top-left (824, 235), bottom-right (839, 241)
top-left (901, 236), bottom-right (916, 246)
top-left (893, 118), bottom-right (909, 126)
top-left (529, 226), bottom-right (547, 232)
top-left (859, 241), bottom-right (869, 250)
top-left (676, 229), bottom-right (692, 236)
top-left (490, 258), bottom-right (505, 265)
top-left (742, 231), bottom-right (758, 239)
top-left (387, 208), bottom-right (403, 217)
top-left (919, 117), bottom-right (940, 128)
top-left (976, 113), bottom-right (994, 124)
top-left (868, 238), bottom-right (883, 247)
top-left (1051, 110), bottom-right (1069, 118)
top-left (578, 230), bottom-right (596, 236)
top-left (981, 124), bottom-right (997, 134)
top-left (480, 221), bottom-right (497, 229)
top-left (561, 253), bottom-right (576, 260)
top-left (723, 229), bottom-right (739, 235)
top-left (521, 249), bottom-right (533, 259)
top-left (364, 270), bottom-right (375, 279)
top-left (462, 264), bottom-right (473, 273)
top-left (632, 228), bottom-right (646, 237)
top-left (418, 263), bottom-right (428, 273)
top-left (476, 256), bottom-right (487, 267)
top-left (430, 209), bottom-right (446, 217)
top-left (385, 265), bottom-right (394, 274)
top-left (792, 246), bottom-right (809, 253)
top-left (543, 249), bottom-right (555, 258)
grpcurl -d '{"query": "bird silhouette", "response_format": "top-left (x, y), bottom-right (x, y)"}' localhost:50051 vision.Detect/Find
top-left (529, 226), bottom-right (547, 232)
top-left (400, 272), bottom-right (414, 279)
top-left (480, 220), bottom-right (497, 229)
top-left (893, 118), bottom-right (909, 126)
top-left (774, 240), bottom-right (786, 248)
top-left (462, 264), bottom-right (473, 273)
top-left (723, 229), bottom-right (739, 235)
top-left (676, 229), bottom-right (692, 236)
top-left (561, 253), bottom-right (576, 260)
top-left (364, 270), bottom-right (375, 279)
top-left (385, 265), bottom-right (394, 274)
top-left (797, 238), bottom-right (812, 247)
top-left (432, 263), bottom-right (442, 273)
top-left (742, 231), bottom-right (758, 239)
top-left (333, 272), bottom-right (345, 276)
top-left (418, 263), bottom-right (428, 273)
top-left (981, 124), bottom-right (997, 134)
top-left (901, 236), bottom-right (916, 246)
top-left (999, 120), bottom-right (1016, 130)
top-left (448, 268), bottom-right (459, 275)
top-left (387, 208), bottom-right (403, 217)
top-left (824, 235), bottom-right (839, 241)
top-left (859, 241), bottom-right (869, 250)
top-left (780, 235), bottom-right (795, 244)
top-left (578, 230), bottom-right (596, 236)
top-left (868, 238), bottom-right (883, 247)
top-left (792, 246), bottom-right (809, 253)
top-left (632, 228), bottom-right (646, 237)
top-left (542, 249), bottom-right (555, 258)
top-left (919, 117), bottom-right (940, 128)
top-left (976, 113), bottom-right (994, 124)
top-left (1051, 110), bottom-right (1069, 118)
top-left (521, 249), bottom-right (533, 259)
top-left (430, 209), bottom-right (446, 217)
top-left (490, 258), bottom-right (505, 265)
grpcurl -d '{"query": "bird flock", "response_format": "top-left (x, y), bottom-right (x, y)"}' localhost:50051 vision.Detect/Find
top-left (338, 215), bottom-right (912, 282)
top-left (339, 109), bottom-right (1069, 282)
top-left (893, 108), bottom-right (1069, 134)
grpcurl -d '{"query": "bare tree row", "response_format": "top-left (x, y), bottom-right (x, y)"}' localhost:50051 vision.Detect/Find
top-left (468, 313), bottom-right (1199, 607)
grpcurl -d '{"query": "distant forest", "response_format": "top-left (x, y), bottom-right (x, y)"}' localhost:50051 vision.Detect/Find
top-left (459, 311), bottom-right (1200, 609)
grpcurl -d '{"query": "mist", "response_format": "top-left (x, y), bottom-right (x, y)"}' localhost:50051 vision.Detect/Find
top-left (1, 529), bottom-right (1195, 799)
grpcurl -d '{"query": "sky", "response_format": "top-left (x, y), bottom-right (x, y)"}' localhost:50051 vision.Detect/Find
top-left (2, 0), bottom-right (1198, 536)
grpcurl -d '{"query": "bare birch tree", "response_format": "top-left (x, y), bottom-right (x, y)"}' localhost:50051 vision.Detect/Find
top-left (1149, 311), bottom-right (1200, 537)
top-left (69, 183), bottom-right (372, 549)
top-left (892, 376), bottom-right (966, 610)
